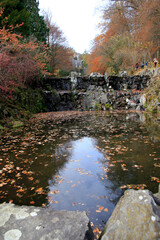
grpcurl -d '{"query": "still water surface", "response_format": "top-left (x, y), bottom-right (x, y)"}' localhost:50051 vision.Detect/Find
top-left (0, 112), bottom-right (160, 230)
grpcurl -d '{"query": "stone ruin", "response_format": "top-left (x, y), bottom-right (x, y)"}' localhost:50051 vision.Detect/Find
top-left (41, 73), bottom-right (151, 112)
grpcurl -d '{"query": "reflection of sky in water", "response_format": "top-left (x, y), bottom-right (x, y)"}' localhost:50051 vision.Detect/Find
top-left (1, 112), bottom-right (159, 231)
top-left (48, 137), bottom-right (115, 226)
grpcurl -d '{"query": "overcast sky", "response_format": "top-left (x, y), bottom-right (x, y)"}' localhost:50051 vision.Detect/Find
top-left (39, 0), bottom-right (107, 53)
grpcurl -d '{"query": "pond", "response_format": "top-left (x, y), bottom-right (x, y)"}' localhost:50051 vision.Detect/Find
top-left (0, 111), bottom-right (160, 232)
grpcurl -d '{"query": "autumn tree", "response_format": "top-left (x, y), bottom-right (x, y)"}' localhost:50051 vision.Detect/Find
top-left (134, 0), bottom-right (160, 57)
top-left (0, 5), bottom-right (50, 99)
top-left (106, 0), bottom-right (160, 58)
top-left (87, 0), bottom-right (160, 74)
top-left (86, 34), bottom-right (106, 74)
top-left (43, 10), bottom-right (74, 75)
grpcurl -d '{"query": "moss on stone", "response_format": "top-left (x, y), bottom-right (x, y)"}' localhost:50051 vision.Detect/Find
top-left (12, 121), bottom-right (24, 128)
top-left (144, 75), bottom-right (160, 114)
top-left (95, 103), bottom-right (101, 111)
top-left (0, 125), bottom-right (4, 130)
top-left (105, 103), bottom-right (112, 110)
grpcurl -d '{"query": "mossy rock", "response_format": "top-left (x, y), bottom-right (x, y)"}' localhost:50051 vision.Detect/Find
top-left (105, 103), bottom-right (111, 110)
top-left (95, 103), bottom-right (101, 111)
top-left (0, 125), bottom-right (4, 130)
top-left (12, 121), bottom-right (24, 128)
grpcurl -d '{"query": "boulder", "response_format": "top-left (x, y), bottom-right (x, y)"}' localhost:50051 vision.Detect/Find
top-left (0, 203), bottom-right (94, 240)
top-left (100, 189), bottom-right (160, 240)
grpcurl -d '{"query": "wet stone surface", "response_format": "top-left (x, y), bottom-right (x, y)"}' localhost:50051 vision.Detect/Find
top-left (0, 203), bottom-right (93, 240)
top-left (100, 189), bottom-right (160, 240)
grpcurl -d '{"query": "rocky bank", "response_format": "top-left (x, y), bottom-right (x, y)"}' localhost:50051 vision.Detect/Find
top-left (1, 187), bottom-right (160, 240)
top-left (0, 204), bottom-right (93, 240)
top-left (100, 187), bottom-right (160, 240)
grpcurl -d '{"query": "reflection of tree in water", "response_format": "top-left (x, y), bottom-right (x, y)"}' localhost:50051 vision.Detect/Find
top-left (144, 113), bottom-right (160, 141)
top-left (91, 112), bottom-right (160, 205)
top-left (0, 124), bottom-right (74, 206)
top-left (51, 141), bottom-right (74, 173)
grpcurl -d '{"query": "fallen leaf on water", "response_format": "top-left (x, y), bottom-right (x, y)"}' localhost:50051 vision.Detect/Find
top-left (58, 177), bottom-right (65, 184)
top-left (96, 210), bottom-right (101, 213)
top-left (154, 163), bottom-right (160, 168)
top-left (35, 187), bottom-right (44, 194)
top-left (28, 177), bottom-right (34, 181)
top-left (16, 192), bottom-right (23, 197)
top-left (99, 206), bottom-right (104, 211)
top-left (49, 190), bottom-right (60, 195)
top-left (120, 184), bottom-right (147, 189)
top-left (151, 177), bottom-right (160, 182)
top-left (132, 164), bottom-right (143, 169)
top-left (121, 164), bottom-right (128, 171)
top-left (104, 208), bottom-right (108, 212)
top-left (17, 188), bottom-right (25, 193)
top-left (93, 228), bottom-right (100, 233)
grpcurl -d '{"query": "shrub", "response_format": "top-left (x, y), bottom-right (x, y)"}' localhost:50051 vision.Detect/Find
top-left (0, 5), bottom-right (50, 99)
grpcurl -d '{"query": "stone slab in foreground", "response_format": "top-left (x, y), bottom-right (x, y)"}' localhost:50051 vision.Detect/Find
top-left (100, 189), bottom-right (160, 240)
top-left (0, 203), bottom-right (93, 240)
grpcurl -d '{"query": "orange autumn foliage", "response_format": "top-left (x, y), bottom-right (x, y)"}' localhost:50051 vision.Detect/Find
top-left (87, 53), bottom-right (106, 74)
top-left (87, 0), bottom-right (160, 74)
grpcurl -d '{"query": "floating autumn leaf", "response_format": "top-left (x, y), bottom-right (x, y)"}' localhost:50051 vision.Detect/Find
top-left (93, 228), bottom-right (100, 233)
top-left (154, 163), bottom-right (160, 168)
top-left (72, 184), bottom-right (76, 187)
top-left (16, 193), bottom-right (23, 198)
top-left (151, 177), bottom-right (160, 182)
top-left (104, 208), bottom-right (108, 212)
top-left (121, 164), bottom-right (128, 171)
top-left (35, 187), bottom-right (45, 194)
top-left (99, 206), bottom-right (104, 211)
top-left (49, 190), bottom-right (60, 195)
top-left (96, 209), bottom-right (101, 213)
top-left (58, 177), bottom-right (65, 184)
top-left (30, 201), bottom-right (35, 204)
top-left (132, 164), bottom-right (143, 169)
top-left (120, 184), bottom-right (147, 189)
top-left (17, 188), bottom-right (25, 192)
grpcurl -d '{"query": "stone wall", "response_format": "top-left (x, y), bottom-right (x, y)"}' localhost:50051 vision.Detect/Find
top-left (41, 74), bottom-right (151, 112)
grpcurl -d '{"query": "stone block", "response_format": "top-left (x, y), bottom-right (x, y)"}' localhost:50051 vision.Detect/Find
top-left (100, 189), bottom-right (160, 240)
top-left (0, 203), bottom-right (94, 240)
